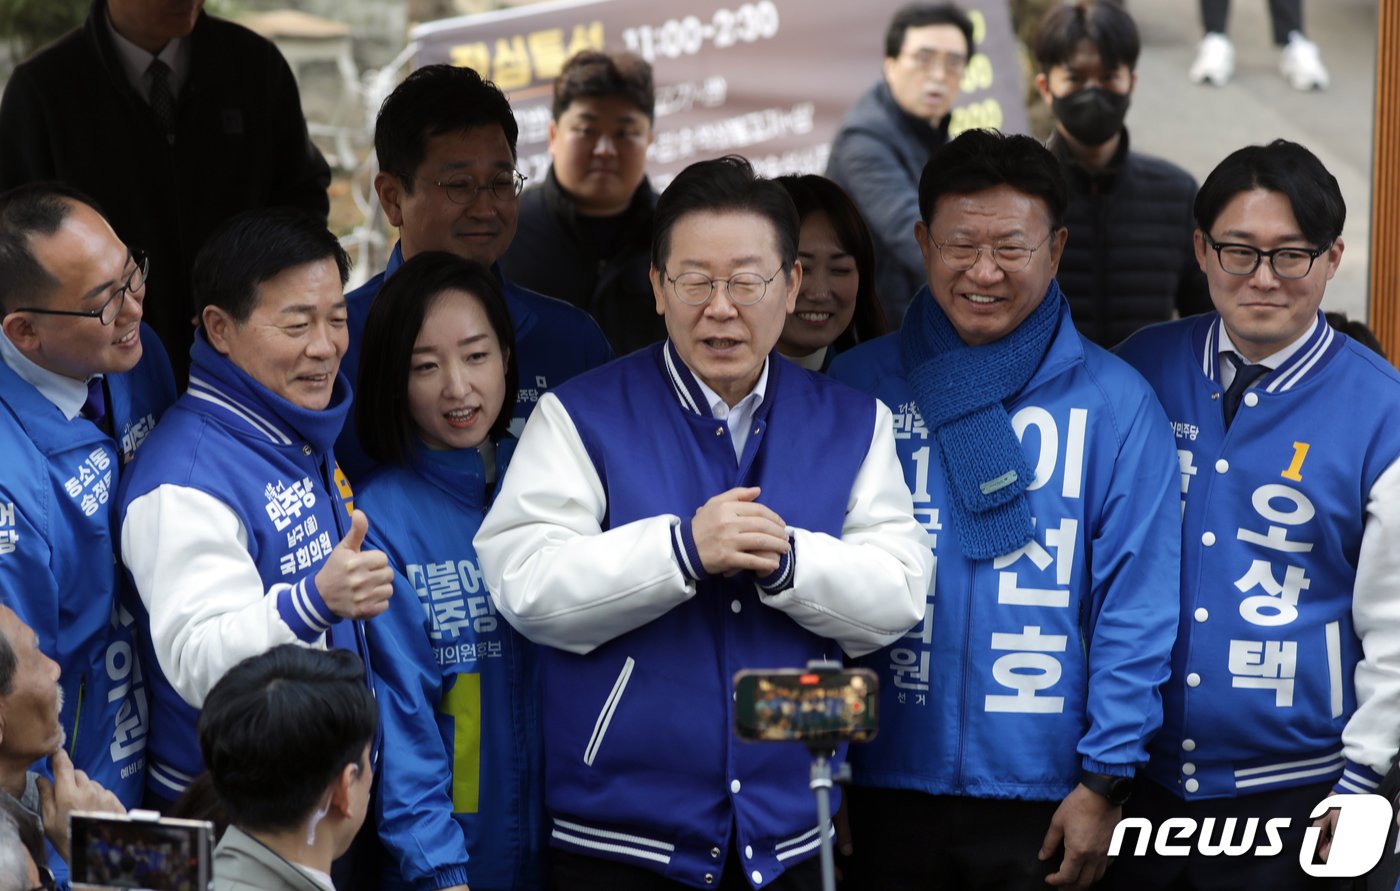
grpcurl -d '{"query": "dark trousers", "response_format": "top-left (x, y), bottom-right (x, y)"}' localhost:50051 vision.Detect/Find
top-left (552, 843), bottom-right (822, 891)
top-left (1099, 778), bottom-right (1342, 891)
top-left (842, 786), bottom-right (1059, 890)
top-left (1201, 0), bottom-right (1306, 45)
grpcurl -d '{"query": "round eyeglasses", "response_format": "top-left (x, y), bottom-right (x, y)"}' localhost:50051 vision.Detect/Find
top-left (1203, 233), bottom-right (1330, 279)
top-left (424, 170), bottom-right (527, 204)
top-left (930, 231), bottom-right (1052, 274)
top-left (15, 249), bottom-right (147, 325)
top-left (664, 267), bottom-right (785, 306)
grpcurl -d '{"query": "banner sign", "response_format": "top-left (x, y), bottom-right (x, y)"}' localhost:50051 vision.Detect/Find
top-left (412, 0), bottom-right (1028, 189)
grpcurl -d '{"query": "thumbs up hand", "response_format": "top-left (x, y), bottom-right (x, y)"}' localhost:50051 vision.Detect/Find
top-left (315, 510), bottom-right (394, 620)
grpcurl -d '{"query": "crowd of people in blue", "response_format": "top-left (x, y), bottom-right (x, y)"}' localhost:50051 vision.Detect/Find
top-left (0, 0), bottom-right (1393, 889)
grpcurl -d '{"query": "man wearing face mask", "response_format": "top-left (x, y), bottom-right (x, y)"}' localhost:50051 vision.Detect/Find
top-left (1034, 0), bottom-right (1209, 348)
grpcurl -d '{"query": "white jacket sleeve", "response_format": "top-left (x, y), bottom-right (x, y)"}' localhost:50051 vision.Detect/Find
top-left (1342, 456), bottom-right (1400, 779)
top-left (475, 394), bottom-right (695, 655)
top-left (762, 400), bottom-right (932, 658)
top-left (121, 485), bottom-right (325, 707)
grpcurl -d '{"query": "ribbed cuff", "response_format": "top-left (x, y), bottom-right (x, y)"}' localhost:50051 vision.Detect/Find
top-left (755, 535), bottom-right (796, 595)
top-left (1333, 760), bottom-right (1384, 795)
top-left (416, 864), bottom-right (471, 891)
top-left (1080, 759), bottom-right (1136, 778)
top-left (671, 518), bottom-right (710, 583)
top-left (277, 573), bottom-right (338, 641)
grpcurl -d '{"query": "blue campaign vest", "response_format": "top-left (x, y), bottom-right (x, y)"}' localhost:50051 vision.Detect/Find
top-left (117, 331), bottom-right (362, 799)
top-left (0, 324), bottom-right (175, 808)
top-left (830, 297), bottom-right (1181, 800)
top-left (336, 244), bottom-right (613, 482)
top-left (359, 442), bottom-right (546, 891)
top-left (536, 342), bottom-right (875, 887)
top-left (1116, 313), bottom-right (1400, 799)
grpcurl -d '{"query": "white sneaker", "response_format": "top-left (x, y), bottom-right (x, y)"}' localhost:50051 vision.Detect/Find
top-left (1189, 33), bottom-right (1235, 86)
top-left (1280, 32), bottom-right (1329, 90)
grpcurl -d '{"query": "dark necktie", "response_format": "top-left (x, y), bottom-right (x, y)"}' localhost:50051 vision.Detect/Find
top-left (82, 377), bottom-right (108, 430)
top-left (1222, 351), bottom-right (1269, 429)
top-left (147, 59), bottom-right (176, 142)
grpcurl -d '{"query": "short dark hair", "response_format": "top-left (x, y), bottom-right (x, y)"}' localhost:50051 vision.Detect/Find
top-left (375, 64), bottom-right (519, 193)
top-left (1033, 0), bottom-right (1141, 73)
top-left (652, 155), bottom-right (799, 275)
top-left (193, 207), bottom-right (350, 323)
top-left (357, 252), bottom-right (519, 465)
top-left (552, 51), bottom-right (655, 123)
top-left (198, 645), bottom-right (377, 834)
top-left (0, 182), bottom-right (105, 313)
top-left (775, 175), bottom-right (888, 352)
top-left (918, 129), bottom-right (1068, 229)
top-left (885, 2), bottom-right (975, 59)
top-left (1194, 139), bottom-right (1345, 247)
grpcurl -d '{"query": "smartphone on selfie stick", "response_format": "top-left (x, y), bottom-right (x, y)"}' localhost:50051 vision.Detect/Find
top-left (734, 661), bottom-right (879, 891)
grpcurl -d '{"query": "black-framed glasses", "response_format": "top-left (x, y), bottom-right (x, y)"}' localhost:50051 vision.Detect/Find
top-left (663, 266), bottom-right (785, 306)
top-left (931, 231), bottom-right (1052, 273)
top-left (1203, 233), bottom-right (1331, 279)
top-left (14, 249), bottom-right (147, 325)
top-left (424, 170), bottom-right (527, 204)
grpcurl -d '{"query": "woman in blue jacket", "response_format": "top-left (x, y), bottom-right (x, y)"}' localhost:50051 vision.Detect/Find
top-left (774, 175), bottom-right (887, 373)
top-left (353, 251), bottom-right (543, 891)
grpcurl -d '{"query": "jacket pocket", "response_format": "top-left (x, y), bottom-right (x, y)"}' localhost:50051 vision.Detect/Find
top-left (584, 656), bottom-right (634, 766)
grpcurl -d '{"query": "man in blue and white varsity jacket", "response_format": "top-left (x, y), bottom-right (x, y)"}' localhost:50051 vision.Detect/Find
top-left (119, 208), bottom-right (393, 806)
top-left (829, 130), bottom-right (1181, 890)
top-left (336, 63), bottom-right (612, 483)
top-left (0, 183), bottom-right (176, 814)
top-left (475, 155), bottom-right (931, 891)
top-left (1105, 141), bottom-right (1400, 890)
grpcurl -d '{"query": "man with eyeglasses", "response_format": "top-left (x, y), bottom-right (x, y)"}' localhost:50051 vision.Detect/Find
top-left (830, 129), bottom-right (1179, 890)
top-left (0, 183), bottom-right (175, 828)
top-left (336, 64), bottom-right (612, 483)
top-left (475, 155), bottom-right (931, 890)
top-left (827, 2), bottom-right (974, 328)
top-left (1105, 141), bottom-right (1400, 890)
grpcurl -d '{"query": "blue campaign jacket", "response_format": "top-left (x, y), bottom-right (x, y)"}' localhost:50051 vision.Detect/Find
top-left (531, 344), bottom-right (883, 887)
top-left (117, 332), bottom-right (364, 799)
top-left (336, 243), bottom-right (613, 482)
top-left (359, 443), bottom-right (545, 891)
top-left (0, 324), bottom-right (174, 807)
top-left (1116, 313), bottom-right (1400, 800)
top-left (830, 292), bottom-right (1181, 800)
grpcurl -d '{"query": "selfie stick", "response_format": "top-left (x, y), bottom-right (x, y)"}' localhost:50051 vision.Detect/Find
top-left (806, 747), bottom-right (846, 891)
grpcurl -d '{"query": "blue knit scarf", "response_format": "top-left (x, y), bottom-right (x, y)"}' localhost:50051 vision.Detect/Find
top-left (900, 281), bottom-right (1062, 559)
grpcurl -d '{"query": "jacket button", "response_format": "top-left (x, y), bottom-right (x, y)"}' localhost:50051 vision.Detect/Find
top-left (745, 845), bottom-right (754, 859)
top-left (1201, 531), bottom-right (1216, 546)
top-left (731, 600), bottom-right (742, 614)
top-left (711, 847), bottom-right (721, 859)
top-left (752, 870), bottom-right (764, 884)
top-left (1182, 739), bottom-right (1196, 751)
top-left (1185, 778), bottom-right (1200, 793)
top-left (1183, 763), bottom-right (1196, 776)
top-left (302, 444), bottom-right (312, 455)
top-left (716, 427), bottom-right (724, 436)
top-left (1243, 392), bottom-right (1260, 407)
top-left (1215, 459), bottom-right (1229, 473)
top-left (1186, 673), bottom-right (1201, 687)
top-left (1194, 608), bottom-right (1209, 622)
top-left (704, 873), bottom-right (714, 884)
top-left (730, 779), bottom-right (742, 793)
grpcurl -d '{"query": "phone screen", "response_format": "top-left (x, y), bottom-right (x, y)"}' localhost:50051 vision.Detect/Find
top-left (69, 812), bottom-right (211, 891)
top-left (734, 667), bottom-right (879, 744)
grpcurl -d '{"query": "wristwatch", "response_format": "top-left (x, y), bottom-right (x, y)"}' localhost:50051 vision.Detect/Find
top-left (1081, 771), bottom-right (1133, 806)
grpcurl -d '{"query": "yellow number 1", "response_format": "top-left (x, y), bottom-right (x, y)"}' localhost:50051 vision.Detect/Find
top-left (441, 673), bottom-right (482, 814)
top-left (1282, 442), bottom-right (1310, 482)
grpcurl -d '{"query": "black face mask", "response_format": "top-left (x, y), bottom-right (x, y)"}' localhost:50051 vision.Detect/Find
top-left (1052, 87), bottom-right (1129, 146)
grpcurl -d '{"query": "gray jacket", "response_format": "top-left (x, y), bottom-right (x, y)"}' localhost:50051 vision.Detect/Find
top-left (213, 826), bottom-right (328, 891)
